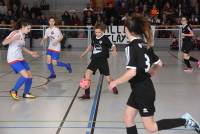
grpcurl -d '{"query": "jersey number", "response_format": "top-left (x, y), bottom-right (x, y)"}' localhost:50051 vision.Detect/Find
top-left (144, 54), bottom-right (150, 72)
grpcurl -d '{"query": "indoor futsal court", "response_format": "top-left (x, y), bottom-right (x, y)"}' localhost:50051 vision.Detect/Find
top-left (0, 49), bottom-right (200, 134)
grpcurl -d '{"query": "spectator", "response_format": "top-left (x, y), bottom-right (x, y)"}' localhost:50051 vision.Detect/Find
top-left (121, 12), bottom-right (130, 24)
top-left (83, 11), bottom-right (95, 26)
top-left (71, 12), bottom-right (81, 26)
top-left (40, 15), bottom-right (48, 25)
top-left (21, 3), bottom-right (30, 15)
top-left (83, 3), bottom-right (93, 16)
top-left (163, 1), bottom-right (175, 24)
top-left (4, 10), bottom-right (16, 24)
top-left (0, 1), bottom-right (7, 15)
top-left (30, 1), bottom-right (41, 18)
top-left (95, 14), bottom-right (104, 25)
top-left (104, 3), bottom-right (116, 25)
top-left (62, 11), bottom-right (71, 25)
top-left (119, 1), bottom-right (128, 18)
top-left (21, 10), bottom-right (30, 20)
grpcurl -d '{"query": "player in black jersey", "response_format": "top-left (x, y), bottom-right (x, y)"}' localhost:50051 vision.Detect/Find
top-left (109, 16), bottom-right (200, 134)
top-left (79, 24), bottom-right (118, 99)
top-left (181, 16), bottom-right (200, 72)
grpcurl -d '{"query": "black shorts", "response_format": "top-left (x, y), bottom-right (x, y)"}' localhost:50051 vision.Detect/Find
top-left (87, 59), bottom-right (110, 76)
top-left (127, 79), bottom-right (155, 117)
top-left (181, 39), bottom-right (193, 54)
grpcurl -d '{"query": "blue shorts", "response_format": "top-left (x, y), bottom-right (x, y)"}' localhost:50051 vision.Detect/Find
top-left (47, 50), bottom-right (60, 60)
top-left (10, 61), bottom-right (30, 73)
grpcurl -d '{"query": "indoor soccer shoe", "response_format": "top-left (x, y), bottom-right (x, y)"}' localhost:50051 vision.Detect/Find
top-left (112, 87), bottom-right (118, 94)
top-left (197, 60), bottom-right (200, 68)
top-left (10, 90), bottom-right (19, 100)
top-left (183, 68), bottom-right (193, 73)
top-left (65, 63), bottom-right (72, 73)
top-left (78, 94), bottom-right (90, 100)
top-left (23, 93), bottom-right (36, 99)
top-left (48, 74), bottom-right (56, 79)
top-left (182, 113), bottom-right (200, 133)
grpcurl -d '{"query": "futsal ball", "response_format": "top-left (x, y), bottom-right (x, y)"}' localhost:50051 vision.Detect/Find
top-left (79, 78), bottom-right (90, 89)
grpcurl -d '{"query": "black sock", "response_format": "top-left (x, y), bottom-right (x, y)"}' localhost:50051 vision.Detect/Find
top-left (157, 118), bottom-right (186, 131)
top-left (126, 125), bottom-right (138, 134)
top-left (189, 57), bottom-right (198, 62)
top-left (184, 59), bottom-right (192, 68)
top-left (85, 87), bottom-right (90, 96)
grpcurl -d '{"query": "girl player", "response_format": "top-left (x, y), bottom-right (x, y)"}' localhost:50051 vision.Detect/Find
top-left (2, 19), bottom-right (39, 100)
top-left (181, 16), bottom-right (200, 72)
top-left (79, 23), bottom-right (118, 99)
top-left (41, 17), bottom-right (72, 79)
top-left (109, 16), bottom-right (200, 134)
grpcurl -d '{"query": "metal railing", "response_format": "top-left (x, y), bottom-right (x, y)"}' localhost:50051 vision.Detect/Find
top-left (0, 25), bottom-right (200, 51)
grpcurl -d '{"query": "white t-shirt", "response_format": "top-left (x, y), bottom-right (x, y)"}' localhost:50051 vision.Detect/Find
top-left (7, 30), bottom-right (25, 63)
top-left (44, 26), bottom-right (62, 52)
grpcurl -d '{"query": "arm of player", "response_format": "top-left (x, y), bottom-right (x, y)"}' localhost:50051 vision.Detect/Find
top-left (2, 33), bottom-right (20, 46)
top-left (80, 45), bottom-right (92, 58)
top-left (109, 69), bottom-right (136, 91)
top-left (111, 44), bottom-right (117, 56)
top-left (22, 47), bottom-right (39, 58)
top-left (183, 27), bottom-right (194, 37)
top-left (40, 36), bottom-right (48, 46)
top-left (148, 59), bottom-right (163, 76)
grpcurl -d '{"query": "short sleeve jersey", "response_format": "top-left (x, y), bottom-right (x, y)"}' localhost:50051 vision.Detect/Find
top-left (182, 24), bottom-right (193, 40)
top-left (44, 26), bottom-right (62, 52)
top-left (91, 35), bottom-right (112, 59)
top-left (125, 39), bottom-right (160, 84)
top-left (7, 30), bottom-right (25, 63)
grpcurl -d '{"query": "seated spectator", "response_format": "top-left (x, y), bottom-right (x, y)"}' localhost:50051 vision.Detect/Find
top-left (21, 3), bottom-right (30, 15)
top-left (83, 11), bottom-right (95, 26)
top-left (163, 1), bottom-right (175, 24)
top-left (119, 1), bottom-right (128, 18)
top-left (104, 3), bottom-right (116, 24)
top-left (20, 10), bottom-right (30, 20)
top-left (62, 11), bottom-right (71, 25)
top-left (190, 14), bottom-right (199, 25)
top-left (30, 1), bottom-right (41, 18)
top-left (71, 12), bottom-right (81, 26)
top-left (121, 12), bottom-right (129, 24)
top-left (40, 15), bottom-right (48, 25)
top-left (95, 14), bottom-right (104, 25)
top-left (4, 10), bottom-right (16, 24)
top-left (83, 3), bottom-right (93, 16)
top-left (0, 1), bottom-right (7, 16)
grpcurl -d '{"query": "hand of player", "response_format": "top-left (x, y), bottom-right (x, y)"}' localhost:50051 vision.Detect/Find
top-left (111, 51), bottom-right (117, 57)
top-left (40, 40), bottom-right (44, 46)
top-left (80, 53), bottom-right (84, 59)
top-left (148, 69), bottom-right (156, 77)
top-left (109, 80), bottom-right (118, 92)
top-left (31, 51), bottom-right (39, 58)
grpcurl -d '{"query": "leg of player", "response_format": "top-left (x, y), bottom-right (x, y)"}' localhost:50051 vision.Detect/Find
top-left (23, 70), bottom-right (36, 99)
top-left (79, 70), bottom-right (93, 100)
top-left (124, 106), bottom-right (139, 134)
top-left (106, 75), bottom-right (118, 94)
top-left (56, 60), bottom-right (72, 74)
top-left (140, 114), bottom-right (200, 134)
top-left (47, 55), bottom-right (56, 79)
top-left (182, 53), bottom-right (193, 72)
top-left (10, 70), bottom-right (29, 100)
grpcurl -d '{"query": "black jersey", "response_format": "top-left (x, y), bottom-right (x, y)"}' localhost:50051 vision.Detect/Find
top-left (125, 39), bottom-right (159, 84)
top-left (182, 24), bottom-right (193, 40)
top-left (91, 35), bottom-right (112, 59)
